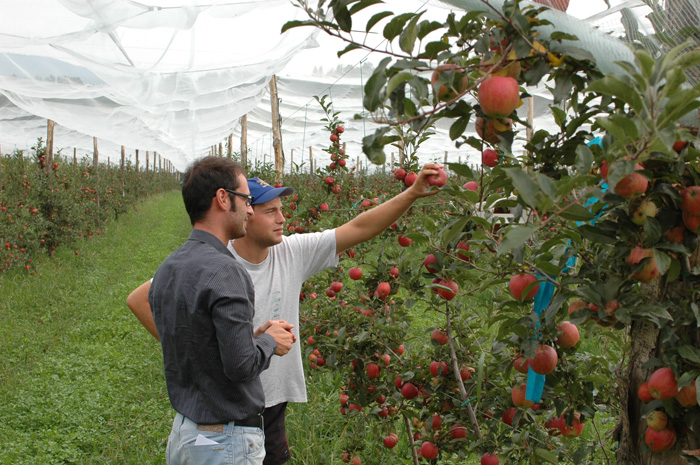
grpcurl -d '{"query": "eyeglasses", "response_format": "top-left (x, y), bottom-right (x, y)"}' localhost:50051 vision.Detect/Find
top-left (223, 189), bottom-right (254, 206)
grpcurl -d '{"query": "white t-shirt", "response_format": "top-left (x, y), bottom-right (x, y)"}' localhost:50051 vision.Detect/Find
top-left (228, 229), bottom-right (338, 407)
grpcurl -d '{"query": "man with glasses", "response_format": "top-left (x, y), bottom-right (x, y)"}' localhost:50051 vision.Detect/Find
top-left (128, 162), bottom-right (442, 465)
top-left (148, 156), bottom-right (295, 465)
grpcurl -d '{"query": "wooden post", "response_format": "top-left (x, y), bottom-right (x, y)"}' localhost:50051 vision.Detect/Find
top-left (159, 153), bottom-right (162, 172)
top-left (309, 146), bottom-right (313, 174)
top-left (146, 151), bottom-right (149, 173)
top-left (228, 134), bottom-right (233, 158)
top-left (73, 148), bottom-right (77, 166)
top-left (527, 97), bottom-right (535, 155)
top-left (391, 152), bottom-right (395, 169)
top-left (270, 75), bottom-right (283, 179)
top-left (398, 140), bottom-right (405, 165)
top-left (241, 115), bottom-right (248, 167)
top-left (93, 137), bottom-right (100, 210)
top-left (46, 119), bottom-right (55, 175)
top-left (135, 149), bottom-right (139, 171)
top-left (290, 149), bottom-right (294, 173)
top-left (121, 146), bottom-right (125, 173)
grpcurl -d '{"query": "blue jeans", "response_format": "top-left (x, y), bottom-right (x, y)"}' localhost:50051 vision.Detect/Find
top-left (166, 413), bottom-right (266, 465)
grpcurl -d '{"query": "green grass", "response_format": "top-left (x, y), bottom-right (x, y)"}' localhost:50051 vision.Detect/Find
top-left (0, 190), bottom-right (188, 465)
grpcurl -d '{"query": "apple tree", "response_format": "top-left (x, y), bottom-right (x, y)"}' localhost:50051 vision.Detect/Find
top-left (285, 0), bottom-right (700, 463)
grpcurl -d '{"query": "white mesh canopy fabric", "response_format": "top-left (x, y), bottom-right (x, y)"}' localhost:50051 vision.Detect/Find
top-left (0, 0), bottom-right (692, 171)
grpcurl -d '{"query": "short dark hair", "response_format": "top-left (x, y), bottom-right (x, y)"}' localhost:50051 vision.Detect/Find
top-left (182, 156), bottom-right (245, 225)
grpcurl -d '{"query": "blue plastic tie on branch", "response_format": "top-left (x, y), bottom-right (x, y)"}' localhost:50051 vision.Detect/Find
top-left (525, 278), bottom-right (555, 403)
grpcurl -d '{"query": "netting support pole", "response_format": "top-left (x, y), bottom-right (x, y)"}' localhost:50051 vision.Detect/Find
top-left (46, 119), bottom-right (54, 176)
top-left (270, 75), bottom-right (284, 180)
top-left (241, 114), bottom-right (248, 167)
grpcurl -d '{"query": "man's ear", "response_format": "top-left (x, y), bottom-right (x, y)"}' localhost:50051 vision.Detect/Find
top-left (212, 188), bottom-right (229, 211)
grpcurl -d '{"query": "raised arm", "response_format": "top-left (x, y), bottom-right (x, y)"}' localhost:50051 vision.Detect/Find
top-left (334, 163), bottom-right (442, 253)
top-left (126, 280), bottom-right (160, 340)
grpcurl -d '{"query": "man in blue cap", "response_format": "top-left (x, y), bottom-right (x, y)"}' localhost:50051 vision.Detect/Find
top-left (127, 162), bottom-right (442, 465)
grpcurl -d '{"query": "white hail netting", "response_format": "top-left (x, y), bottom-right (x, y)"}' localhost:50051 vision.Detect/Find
top-left (0, 0), bottom-right (697, 172)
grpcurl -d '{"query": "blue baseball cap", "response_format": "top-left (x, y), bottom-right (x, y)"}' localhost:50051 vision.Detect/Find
top-left (248, 177), bottom-right (294, 205)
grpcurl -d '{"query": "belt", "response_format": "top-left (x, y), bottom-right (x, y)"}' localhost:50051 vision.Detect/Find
top-left (196, 413), bottom-right (263, 432)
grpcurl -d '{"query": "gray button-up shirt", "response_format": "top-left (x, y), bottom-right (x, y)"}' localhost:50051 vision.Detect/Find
top-left (149, 228), bottom-right (277, 424)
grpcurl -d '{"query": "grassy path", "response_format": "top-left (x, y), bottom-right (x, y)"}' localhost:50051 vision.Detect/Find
top-left (0, 190), bottom-right (189, 465)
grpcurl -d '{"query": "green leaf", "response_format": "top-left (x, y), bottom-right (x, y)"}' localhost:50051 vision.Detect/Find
top-left (423, 40), bottom-right (451, 59)
top-left (440, 215), bottom-right (471, 245)
top-left (550, 32), bottom-right (579, 41)
top-left (383, 13), bottom-right (414, 41)
top-left (559, 203), bottom-right (595, 222)
top-left (449, 117), bottom-right (469, 141)
top-left (337, 43), bottom-right (362, 58)
top-left (363, 57), bottom-right (390, 112)
top-left (577, 224), bottom-right (617, 244)
top-left (447, 163), bottom-right (474, 178)
top-left (535, 173), bottom-right (557, 201)
top-left (678, 345), bottom-right (700, 365)
top-left (653, 249), bottom-right (671, 277)
top-left (498, 225), bottom-right (535, 256)
top-left (366, 11), bottom-right (393, 32)
top-left (349, 0), bottom-right (383, 15)
top-left (362, 127), bottom-right (391, 165)
top-left (534, 448), bottom-right (559, 464)
top-left (417, 20), bottom-right (444, 40)
top-left (399, 15), bottom-right (420, 55)
top-left (587, 75), bottom-right (643, 112)
top-left (551, 106), bottom-right (567, 127)
top-left (333, 3), bottom-right (352, 32)
top-left (386, 72), bottom-right (415, 97)
top-left (504, 167), bottom-right (540, 209)
top-left (281, 20), bottom-right (320, 33)
top-left (575, 144), bottom-right (594, 174)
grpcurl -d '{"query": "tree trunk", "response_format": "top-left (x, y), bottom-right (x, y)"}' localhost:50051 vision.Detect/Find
top-left (616, 247), bottom-right (700, 464)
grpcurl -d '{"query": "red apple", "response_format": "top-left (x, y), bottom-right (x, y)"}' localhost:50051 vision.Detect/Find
top-left (349, 267), bottom-right (363, 280)
top-left (683, 211), bottom-right (700, 234)
top-left (394, 168), bottom-right (406, 180)
top-left (648, 367), bottom-right (678, 400)
top-left (331, 281), bottom-right (343, 293)
top-left (456, 241), bottom-right (470, 261)
top-left (509, 273), bottom-right (539, 300)
top-left (401, 382), bottom-right (419, 399)
top-left (513, 355), bottom-right (530, 374)
top-left (482, 149), bottom-right (499, 167)
top-left (376, 282), bottom-right (391, 299)
top-left (427, 168), bottom-right (448, 187)
top-left (475, 116), bottom-right (513, 145)
top-left (481, 452), bottom-right (500, 465)
top-left (464, 181), bottom-right (479, 191)
top-left (436, 279), bottom-right (459, 300)
top-left (568, 299), bottom-right (588, 315)
top-left (615, 167), bottom-right (648, 198)
top-left (404, 172), bottom-right (418, 187)
top-left (627, 247), bottom-right (659, 283)
top-left (681, 186), bottom-right (700, 214)
top-left (450, 423), bottom-right (468, 439)
top-left (431, 63), bottom-right (468, 101)
top-left (511, 383), bottom-right (533, 408)
top-left (430, 328), bottom-right (448, 345)
top-left (528, 345), bottom-right (558, 375)
top-left (644, 427), bottom-right (677, 452)
top-left (558, 412), bottom-right (584, 437)
top-left (676, 380), bottom-right (697, 407)
top-left (383, 433), bottom-right (398, 448)
top-left (478, 76), bottom-right (520, 119)
top-left (556, 321), bottom-right (580, 348)
top-left (420, 441), bottom-right (439, 460)
top-left (646, 410), bottom-right (668, 431)
top-left (398, 235), bottom-right (412, 247)
top-left (423, 254), bottom-right (439, 273)
top-left (430, 360), bottom-right (449, 377)
top-left (638, 382), bottom-right (654, 402)
top-left (366, 363), bottom-right (380, 379)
